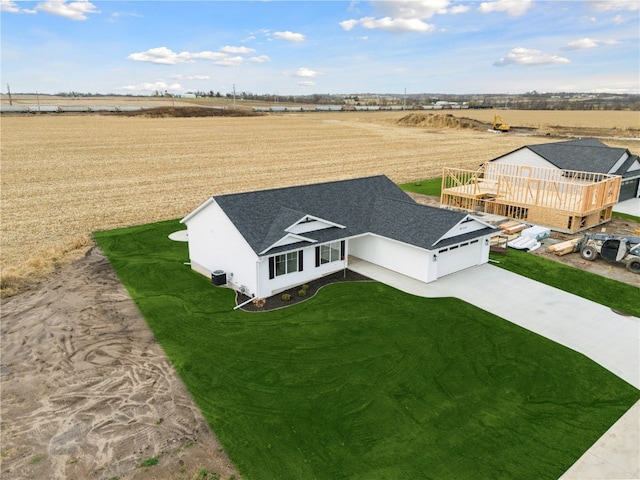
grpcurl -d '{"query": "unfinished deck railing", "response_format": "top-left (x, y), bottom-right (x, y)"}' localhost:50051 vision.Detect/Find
top-left (441, 163), bottom-right (621, 233)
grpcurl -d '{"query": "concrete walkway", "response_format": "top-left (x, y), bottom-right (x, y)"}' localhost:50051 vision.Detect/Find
top-left (613, 198), bottom-right (640, 217)
top-left (348, 258), bottom-right (640, 479)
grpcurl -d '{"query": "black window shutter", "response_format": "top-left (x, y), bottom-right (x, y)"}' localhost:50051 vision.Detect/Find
top-left (268, 257), bottom-right (275, 279)
top-left (315, 246), bottom-right (320, 267)
top-left (341, 240), bottom-right (346, 259)
top-left (298, 250), bottom-right (304, 272)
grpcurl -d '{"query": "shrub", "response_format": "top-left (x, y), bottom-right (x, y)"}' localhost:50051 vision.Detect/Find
top-left (281, 293), bottom-right (291, 301)
top-left (138, 456), bottom-right (160, 468)
top-left (298, 289), bottom-right (307, 297)
top-left (252, 298), bottom-right (266, 308)
top-left (301, 284), bottom-right (310, 291)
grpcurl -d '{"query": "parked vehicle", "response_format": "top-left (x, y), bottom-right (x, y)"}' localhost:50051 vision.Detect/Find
top-left (579, 233), bottom-right (640, 273)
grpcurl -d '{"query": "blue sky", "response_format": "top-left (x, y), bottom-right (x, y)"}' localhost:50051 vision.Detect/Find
top-left (1, 0), bottom-right (638, 95)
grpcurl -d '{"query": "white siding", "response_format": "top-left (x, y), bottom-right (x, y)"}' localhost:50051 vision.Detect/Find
top-left (182, 200), bottom-right (259, 296)
top-left (439, 217), bottom-right (492, 241)
top-left (349, 234), bottom-right (432, 282)
top-left (492, 149), bottom-right (556, 170)
top-left (256, 244), bottom-right (347, 298)
top-left (609, 152), bottom-right (629, 174)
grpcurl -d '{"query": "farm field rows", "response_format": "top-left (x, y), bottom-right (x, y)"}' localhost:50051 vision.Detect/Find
top-left (1, 110), bottom-right (638, 294)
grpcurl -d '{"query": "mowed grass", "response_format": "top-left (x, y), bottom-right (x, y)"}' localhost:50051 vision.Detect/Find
top-left (490, 249), bottom-right (640, 317)
top-left (94, 219), bottom-right (639, 480)
top-left (400, 177), bottom-right (442, 196)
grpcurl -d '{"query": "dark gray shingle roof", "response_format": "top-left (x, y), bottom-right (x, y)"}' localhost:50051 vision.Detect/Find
top-left (525, 138), bottom-right (629, 174)
top-left (212, 175), bottom-right (484, 255)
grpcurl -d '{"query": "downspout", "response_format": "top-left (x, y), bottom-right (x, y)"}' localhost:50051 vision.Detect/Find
top-left (234, 295), bottom-right (256, 310)
top-left (233, 256), bottom-right (263, 310)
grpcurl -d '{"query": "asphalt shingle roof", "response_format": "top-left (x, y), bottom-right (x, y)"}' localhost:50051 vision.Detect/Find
top-left (525, 138), bottom-right (630, 175)
top-left (212, 175), bottom-right (483, 255)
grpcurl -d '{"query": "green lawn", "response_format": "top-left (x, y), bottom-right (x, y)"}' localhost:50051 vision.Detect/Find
top-left (399, 177), bottom-right (442, 197)
top-left (95, 219), bottom-right (639, 480)
top-left (490, 249), bottom-right (640, 317)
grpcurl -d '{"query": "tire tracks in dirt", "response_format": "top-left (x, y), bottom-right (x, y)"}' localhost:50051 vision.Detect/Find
top-left (1, 247), bottom-right (240, 479)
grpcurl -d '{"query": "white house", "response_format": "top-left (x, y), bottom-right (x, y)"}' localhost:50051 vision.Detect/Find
top-left (489, 138), bottom-right (640, 201)
top-left (180, 175), bottom-right (496, 299)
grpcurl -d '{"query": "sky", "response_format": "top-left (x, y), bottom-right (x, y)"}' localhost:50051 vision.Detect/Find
top-left (1, 0), bottom-right (639, 96)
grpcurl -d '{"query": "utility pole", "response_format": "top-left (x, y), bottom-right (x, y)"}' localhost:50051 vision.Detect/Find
top-left (233, 84), bottom-right (236, 110)
top-left (7, 84), bottom-right (12, 105)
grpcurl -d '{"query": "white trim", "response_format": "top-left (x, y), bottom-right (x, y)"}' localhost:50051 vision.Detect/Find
top-left (285, 214), bottom-right (346, 234)
top-left (259, 233), bottom-right (317, 255)
top-left (433, 214), bottom-right (496, 245)
top-left (180, 197), bottom-right (214, 224)
top-left (609, 152), bottom-right (629, 175)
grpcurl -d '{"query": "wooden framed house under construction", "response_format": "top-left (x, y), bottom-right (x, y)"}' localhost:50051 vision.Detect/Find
top-left (440, 162), bottom-right (621, 233)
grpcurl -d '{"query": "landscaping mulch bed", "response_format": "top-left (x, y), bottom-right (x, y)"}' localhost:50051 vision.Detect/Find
top-left (237, 269), bottom-right (373, 312)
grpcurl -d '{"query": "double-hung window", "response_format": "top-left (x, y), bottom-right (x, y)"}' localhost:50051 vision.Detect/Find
top-left (269, 251), bottom-right (303, 279)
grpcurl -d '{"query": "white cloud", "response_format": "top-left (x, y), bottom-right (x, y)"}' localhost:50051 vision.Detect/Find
top-left (298, 81), bottom-right (316, 87)
top-left (478, 0), bottom-right (534, 17)
top-left (591, 0), bottom-right (638, 11)
top-left (494, 47), bottom-right (570, 66)
top-left (564, 38), bottom-right (599, 50)
top-left (215, 56), bottom-right (244, 67)
top-left (373, 0), bottom-right (450, 19)
top-left (1, 0), bottom-right (21, 13)
top-left (294, 67), bottom-right (319, 78)
top-left (35, 0), bottom-right (100, 20)
top-left (612, 14), bottom-right (624, 25)
top-left (220, 46), bottom-right (256, 54)
top-left (273, 31), bottom-right (305, 42)
top-left (358, 16), bottom-right (435, 32)
top-left (118, 81), bottom-right (182, 92)
top-left (127, 47), bottom-right (227, 65)
top-left (339, 19), bottom-right (359, 31)
top-left (339, 0), bottom-right (454, 33)
top-left (449, 4), bottom-right (470, 14)
top-left (249, 55), bottom-right (270, 63)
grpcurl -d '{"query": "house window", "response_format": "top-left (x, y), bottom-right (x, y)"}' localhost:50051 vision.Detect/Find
top-left (315, 240), bottom-right (345, 267)
top-left (269, 250), bottom-right (304, 279)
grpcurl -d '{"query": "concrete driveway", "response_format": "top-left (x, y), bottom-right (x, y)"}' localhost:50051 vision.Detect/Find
top-left (348, 258), bottom-right (640, 479)
top-left (613, 198), bottom-right (640, 217)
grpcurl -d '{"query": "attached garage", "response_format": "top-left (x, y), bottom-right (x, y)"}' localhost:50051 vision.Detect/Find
top-left (619, 178), bottom-right (640, 201)
top-left (435, 239), bottom-right (483, 278)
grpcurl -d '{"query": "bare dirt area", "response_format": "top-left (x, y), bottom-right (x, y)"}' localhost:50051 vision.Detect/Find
top-left (0, 247), bottom-right (240, 480)
top-left (529, 216), bottom-right (640, 289)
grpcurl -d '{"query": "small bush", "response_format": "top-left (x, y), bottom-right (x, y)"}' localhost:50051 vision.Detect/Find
top-left (281, 293), bottom-right (291, 301)
top-left (138, 455), bottom-right (160, 468)
top-left (301, 284), bottom-right (310, 291)
top-left (252, 298), bottom-right (266, 308)
top-left (298, 289), bottom-right (307, 297)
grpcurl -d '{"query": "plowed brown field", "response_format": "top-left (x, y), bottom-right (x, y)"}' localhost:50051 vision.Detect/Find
top-left (1, 110), bottom-right (638, 294)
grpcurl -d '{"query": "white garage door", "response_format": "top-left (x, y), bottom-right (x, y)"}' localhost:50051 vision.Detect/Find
top-left (436, 239), bottom-right (482, 278)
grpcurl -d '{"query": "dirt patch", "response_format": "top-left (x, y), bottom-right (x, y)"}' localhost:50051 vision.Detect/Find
top-left (116, 106), bottom-right (261, 118)
top-left (528, 216), bottom-right (640, 289)
top-left (396, 112), bottom-right (485, 131)
top-left (0, 247), bottom-right (240, 480)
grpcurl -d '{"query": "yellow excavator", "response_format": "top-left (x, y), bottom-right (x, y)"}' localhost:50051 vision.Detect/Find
top-left (492, 114), bottom-right (510, 132)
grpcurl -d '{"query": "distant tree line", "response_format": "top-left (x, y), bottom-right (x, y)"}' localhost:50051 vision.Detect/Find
top-left (32, 90), bottom-right (638, 111)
